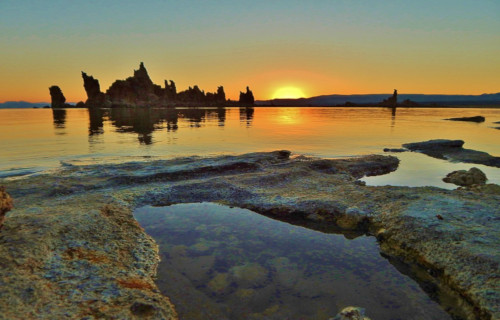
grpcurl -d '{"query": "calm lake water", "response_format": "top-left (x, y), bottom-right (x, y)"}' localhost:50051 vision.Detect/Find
top-left (134, 203), bottom-right (460, 320)
top-left (1, 107), bottom-right (499, 188)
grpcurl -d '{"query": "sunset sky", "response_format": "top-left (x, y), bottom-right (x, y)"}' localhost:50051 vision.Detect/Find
top-left (1, 0), bottom-right (499, 102)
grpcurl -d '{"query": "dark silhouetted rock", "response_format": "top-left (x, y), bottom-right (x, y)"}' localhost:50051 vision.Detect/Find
top-left (239, 86), bottom-right (255, 105)
top-left (49, 86), bottom-right (67, 108)
top-left (75, 101), bottom-right (85, 108)
top-left (0, 186), bottom-right (13, 228)
top-left (443, 167), bottom-right (487, 186)
top-left (403, 139), bottom-right (500, 168)
top-left (403, 139), bottom-right (464, 150)
top-left (383, 148), bottom-right (407, 153)
top-left (399, 99), bottom-right (420, 107)
top-left (379, 89), bottom-right (398, 108)
top-left (81, 72), bottom-right (107, 107)
top-left (177, 85), bottom-right (205, 103)
top-left (164, 80), bottom-right (177, 101)
top-left (75, 62), bottom-right (236, 107)
top-left (106, 62), bottom-right (160, 107)
top-left (444, 116), bottom-right (485, 123)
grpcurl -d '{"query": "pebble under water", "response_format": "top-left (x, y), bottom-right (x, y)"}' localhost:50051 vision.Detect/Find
top-left (134, 203), bottom-right (455, 320)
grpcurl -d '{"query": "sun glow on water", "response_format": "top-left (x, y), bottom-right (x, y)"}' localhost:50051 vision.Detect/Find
top-left (272, 87), bottom-right (306, 99)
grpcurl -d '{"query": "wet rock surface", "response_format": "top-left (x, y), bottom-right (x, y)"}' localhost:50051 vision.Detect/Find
top-left (403, 139), bottom-right (500, 168)
top-left (330, 306), bottom-right (371, 320)
top-left (0, 151), bottom-right (499, 319)
top-left (0, 186), bottom-right (13, 228)
top-left (403, 139), bottom-right (465, 150)
top-left (443, 167), bottom-right (487, 186)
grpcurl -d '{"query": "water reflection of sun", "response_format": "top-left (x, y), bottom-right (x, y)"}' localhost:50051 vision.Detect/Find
top-left (276, 108), bottom-right (302, 125)
top-left (272, 87), bottom-right (306, 99)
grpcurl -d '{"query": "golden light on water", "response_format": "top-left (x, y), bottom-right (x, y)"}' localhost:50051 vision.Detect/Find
top-left (272, 87), bottom-right (306, 99)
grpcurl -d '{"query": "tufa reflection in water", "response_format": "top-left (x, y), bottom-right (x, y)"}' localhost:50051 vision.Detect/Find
top-left (52, 109), bottom-right (67, 129)
top-left (86, 107), bottom-right (248, 144)
top-left (240, 107), bottom-right (254, 127)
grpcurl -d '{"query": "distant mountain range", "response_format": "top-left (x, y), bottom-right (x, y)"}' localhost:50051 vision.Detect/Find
top-left (0, 101), bottom-right (50, 109)
top-left (257, 93), bottom-right (500, 106)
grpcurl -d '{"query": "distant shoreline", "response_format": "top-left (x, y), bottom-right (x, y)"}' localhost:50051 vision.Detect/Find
top-left (1, 104), bottom-right (500, 110)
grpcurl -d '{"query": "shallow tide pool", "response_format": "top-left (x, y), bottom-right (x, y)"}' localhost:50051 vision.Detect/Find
top-left (134, 202), bottom-right (458, 320)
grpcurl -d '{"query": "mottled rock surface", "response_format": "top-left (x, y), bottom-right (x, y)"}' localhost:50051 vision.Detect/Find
top-left (403, 139), bottom-right (500, 168)
top-left (444, 116), bottom-right (485, 123)
top-left (443, 167), bottom-right (487, 186)
top-left (330, 306), bottom-right (371, 320)
top-left (1, 151), bottom-right (498, 319)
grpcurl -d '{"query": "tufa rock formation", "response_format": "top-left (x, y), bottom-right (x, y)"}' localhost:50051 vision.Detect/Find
top-left (0, 186), bottom-right (13, 228)
top-left (379, 89), bottom-right (398, 108)
top-left (443, 167), bottom-right (487, 186)
top-left (49, 85), bottom-right (71, 108)
top-left (105, 62), bottom-right (161, 107)
top-left (239, 86), bottom-right (255, 105)
top-left (78, 62), bottom-right (243, 108)
top-left (81, 72), bottom-right (107, 108)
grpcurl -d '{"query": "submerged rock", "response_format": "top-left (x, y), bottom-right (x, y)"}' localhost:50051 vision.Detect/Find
top-left (0, 186), bottom-right (13, 228)
top-left (444, 115), bottom-right (485, 123)
top-left (443, 167), bottom-right (487, 186)
top-left (207, 273), bottom-right (233, 296)
top-left (330, 306), bottom-right (371, 320)
top-left (230, 263), bottom-right (269, 288)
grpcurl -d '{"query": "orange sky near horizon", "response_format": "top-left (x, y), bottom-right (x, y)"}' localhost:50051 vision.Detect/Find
top-left (1, 1), bottom-right (499, 103)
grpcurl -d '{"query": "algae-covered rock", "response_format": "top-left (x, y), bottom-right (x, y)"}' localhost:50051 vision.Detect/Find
top-left (443, 167), bottom-right (487, 186)
top-left (175, 255), bottom-right (215, 284)
top-left (293, 275), bottom-right (336, 298)
top-left (336, 207), bottom-right (367, 230)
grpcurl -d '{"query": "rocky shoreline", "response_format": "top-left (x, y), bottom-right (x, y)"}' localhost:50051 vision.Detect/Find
top-left (1, 151), bottom-right (499, 319)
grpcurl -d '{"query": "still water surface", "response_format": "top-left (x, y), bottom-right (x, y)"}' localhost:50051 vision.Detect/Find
top-left (134, 203), bottom-right (457, 320)
top-left (1, 107), bottom-right (499, 187)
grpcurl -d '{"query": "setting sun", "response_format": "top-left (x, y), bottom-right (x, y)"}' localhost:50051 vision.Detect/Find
top-left (272, 87), bottom-right (306, 99)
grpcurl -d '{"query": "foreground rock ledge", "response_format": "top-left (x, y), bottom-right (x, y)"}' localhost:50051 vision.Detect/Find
top-left (0, 151), bottom-right (498, 319)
